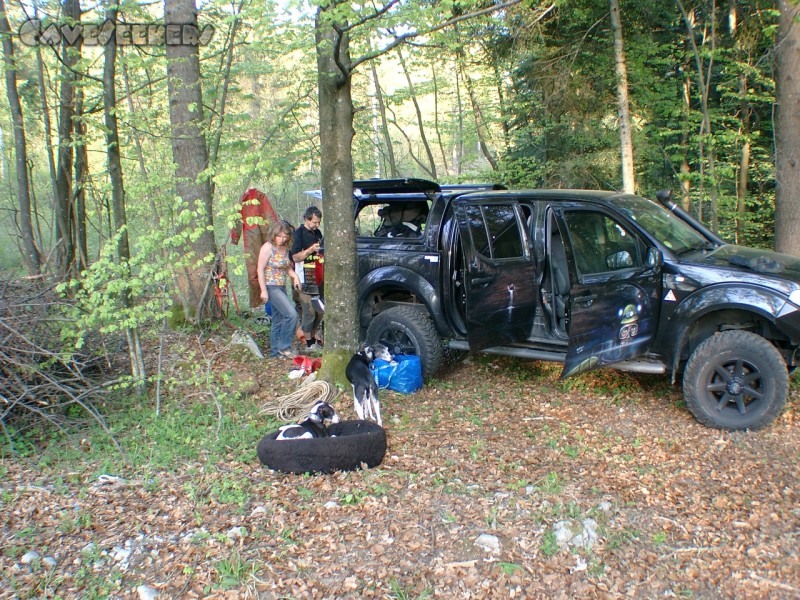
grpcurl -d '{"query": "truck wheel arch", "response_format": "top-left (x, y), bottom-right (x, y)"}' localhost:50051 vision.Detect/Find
top-left (666, 285), bottom-right (790, 377)
top-left (356, 266), bottom-right (448, 334)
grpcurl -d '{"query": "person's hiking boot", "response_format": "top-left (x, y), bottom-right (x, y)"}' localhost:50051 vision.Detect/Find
top-left (299, 338), bottom-right (323, 355)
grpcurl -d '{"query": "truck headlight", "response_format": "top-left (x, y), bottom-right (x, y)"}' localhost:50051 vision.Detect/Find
top-left (790, 289), bottom-right (800, 307)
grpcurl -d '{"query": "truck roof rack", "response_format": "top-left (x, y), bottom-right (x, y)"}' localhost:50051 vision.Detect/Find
top-left (303, 179), bottom-right (505, 200)
top-left (439, 183), bottom-right (507, 193)
top-left (354, 178), bottom-right (440, 196)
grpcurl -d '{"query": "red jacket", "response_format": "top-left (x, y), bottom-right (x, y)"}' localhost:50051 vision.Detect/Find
top-left (230, 189), bottom-right (279, 250)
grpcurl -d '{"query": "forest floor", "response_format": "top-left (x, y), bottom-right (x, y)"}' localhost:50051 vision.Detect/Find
top-left (1, 328), bottom-right (800, 599)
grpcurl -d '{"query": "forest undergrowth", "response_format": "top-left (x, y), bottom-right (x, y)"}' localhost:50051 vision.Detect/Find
top-left (1, 307), bottom-right (799, 599)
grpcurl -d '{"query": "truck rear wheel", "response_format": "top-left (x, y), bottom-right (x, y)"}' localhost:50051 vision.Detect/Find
top-left (683, 330), bottom-right (788, 431)
top-left (366, 306), bottom-right (443, 379)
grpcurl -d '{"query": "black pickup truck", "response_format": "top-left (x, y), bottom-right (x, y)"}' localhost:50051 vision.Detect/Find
top-left (349, 178), bottom-right (800, 431)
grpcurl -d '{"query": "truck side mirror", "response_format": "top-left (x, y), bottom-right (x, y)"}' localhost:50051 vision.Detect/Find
top-left (646, 247), bottom-right (663, 268)
top-left (606, 250), bottom-right (633, 269)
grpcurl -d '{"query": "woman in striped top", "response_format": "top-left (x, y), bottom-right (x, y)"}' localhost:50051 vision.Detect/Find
top-left (257, 221), bottom-right (302, 358)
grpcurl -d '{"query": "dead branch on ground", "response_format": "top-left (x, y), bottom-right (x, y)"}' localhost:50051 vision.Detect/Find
top-left (0, 276), bottom-right (120, 454)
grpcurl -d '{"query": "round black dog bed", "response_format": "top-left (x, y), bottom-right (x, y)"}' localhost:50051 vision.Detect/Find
top-left (256, 420), bottom-right (387, 474)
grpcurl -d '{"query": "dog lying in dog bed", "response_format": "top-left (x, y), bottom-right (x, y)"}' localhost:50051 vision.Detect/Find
top-left (257, 420), bottom-right (387, 474)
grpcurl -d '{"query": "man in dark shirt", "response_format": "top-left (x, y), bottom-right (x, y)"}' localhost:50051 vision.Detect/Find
top-left (291, 206), bottom-right (324, 353)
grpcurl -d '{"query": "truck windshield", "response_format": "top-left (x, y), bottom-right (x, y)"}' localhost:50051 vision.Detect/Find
top-left (613, 196), bottom-right (714, 255)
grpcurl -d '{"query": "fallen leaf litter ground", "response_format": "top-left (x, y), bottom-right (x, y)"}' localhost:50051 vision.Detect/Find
top-left (1, 331), bottom-right (799, 599)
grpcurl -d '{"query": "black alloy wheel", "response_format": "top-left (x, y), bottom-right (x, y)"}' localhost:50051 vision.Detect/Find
top-left (683, 330), bottom-right (788, 431)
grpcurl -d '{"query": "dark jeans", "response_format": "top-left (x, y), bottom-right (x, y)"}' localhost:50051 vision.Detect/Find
top-left (294, 290), bottom-right (323, 339)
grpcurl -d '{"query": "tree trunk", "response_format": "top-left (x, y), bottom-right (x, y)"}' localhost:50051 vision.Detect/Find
top-left (431, 66), bottom-right (451, 176)
top-left (388, 105), bottom-right (442, 175)
top-left (54, 0), bottom-right (80, 278)
top-left (105, 3), bottom-right (146, 394)
top-left (314, 5), bottom-right (359, 383)
top-left (774, 0), bottom-right (800, 255)
top-left (494, 66), bottom-right (510, 152)
top-left (121, 56), bottom-right (162, 226)
top-left (370, 67), bottom-right (382, 178)
top-left (0, 0), bottom-right (40, 275)
top-left (609, 0), bottom-right (635, 194)
top-left (36, 51), bottom-right (57, 193)
top-left (677, 0), bottom-right (719, 232)
top-left (73, 87), bottom-right (88, 271)
top-left (34, 16), bottom-right (58, 248)
top-left (679, 63), bottom-right (692, 211)
top-left (165, 0), bottom-right (219, 322)
top-left (453, 64), bottom-right (464, 176)
top-left (121, 57), bottom-right (149, 183)
top-left (208, 0), bottom-right (242, 172)
top-left (308, 0), bottom-right (522, 384)
top-left (460, 62), bottom-right (498, 171)
top-left (736, 70), bottom-right (751, 245)
top-left (370, 61), bottom-right (398, 178)
top-left (398, 49), bottom-right (437, 178)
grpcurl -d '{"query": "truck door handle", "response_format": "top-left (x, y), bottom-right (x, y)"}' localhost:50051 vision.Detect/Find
top-left (471, 276), bottom-right (494, 287)
top-left (574, 293), bottom-right (596, 306)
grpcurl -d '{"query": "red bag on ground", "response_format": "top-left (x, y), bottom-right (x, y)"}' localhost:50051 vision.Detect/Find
top-left (293, 355), bottom-right (322, 375)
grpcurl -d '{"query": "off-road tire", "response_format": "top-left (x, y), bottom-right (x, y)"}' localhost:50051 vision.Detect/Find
top-left (257, 420), bottom-right (386, 474)
top-left (366, 305), bottom-right (444, 379)
top-left (683, 330), bottom-right (788, 431)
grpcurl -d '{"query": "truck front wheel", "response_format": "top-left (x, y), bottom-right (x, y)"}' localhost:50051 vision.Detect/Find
top-left (682, 330), bottom-right (788, 431)
top-left (366, 306), bottom-right (444, 379)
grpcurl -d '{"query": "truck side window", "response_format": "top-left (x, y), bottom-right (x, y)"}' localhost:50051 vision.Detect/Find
top-left (564, 211), bottom-right (641, 275)
top-left (356, 202), bottom-right (430, 238)
top-left (465, 204), bottom-right (524, 260)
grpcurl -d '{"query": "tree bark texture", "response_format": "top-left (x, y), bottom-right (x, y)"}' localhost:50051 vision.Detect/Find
top-left (0, 0), bottom-right (40, 275)
top-left (398, 49), bottom-right (437, 178)
top-left (73, 87), bottom-right (88, 271)
top-left (774, 0), bottom-right (800, 256)
top-left (736, 71), bottom-right (751, 245)
top-left (431, 67), bottom-right (451, 176)
top-left (54, 0), bottom-right (80, 278)
top-left (370, 61), bottom-right (398, 178)
top-left (609, 0), bottom-right (635, 194)
top-left (453, 65), bottom-right (464, 176)
top-left (679, 71), bottom-right (692, 210)
top-left (460, 62), bottom-right (498, 171)
top-left (315, 7), bottom-right (359, 376)
top-left (730, 2), bottom-right (751, 245)
top-left (165, 0), bottom-right (219, 321)
top-left (105, 3), bottom-right (146, 393)
top-left (677, 0), bottom-right (719, 231)
top-left (35, 42), bottom-right (58, 226)
top-left (208, 0), bottom-right (242, 172)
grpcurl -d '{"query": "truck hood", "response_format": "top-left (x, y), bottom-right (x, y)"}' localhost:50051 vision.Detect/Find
top-left (703, 244), bottom-right (800, 282)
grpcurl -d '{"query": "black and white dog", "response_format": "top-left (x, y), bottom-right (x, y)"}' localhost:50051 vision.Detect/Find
top-left (275, 401), bottom-right (340, 440)
top-left (345, 344), bottom-right (392, 427)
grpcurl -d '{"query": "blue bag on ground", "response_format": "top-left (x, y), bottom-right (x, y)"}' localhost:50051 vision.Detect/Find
top-left (371, 355), bottom-right (423, 394)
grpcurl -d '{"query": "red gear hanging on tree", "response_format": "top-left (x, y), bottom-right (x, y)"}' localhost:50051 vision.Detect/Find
top-left (212, 244), bottom-right (240, 316)
top-left (230, 189), bottom-right (280, 309)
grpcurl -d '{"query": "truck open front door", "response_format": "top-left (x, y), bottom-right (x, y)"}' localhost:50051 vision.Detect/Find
top-left (556, 208), bottom-right (663, 377)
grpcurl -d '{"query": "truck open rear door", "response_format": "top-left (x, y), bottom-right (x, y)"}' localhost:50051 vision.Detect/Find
top-left (453, 200), bottom-right (538, 350)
